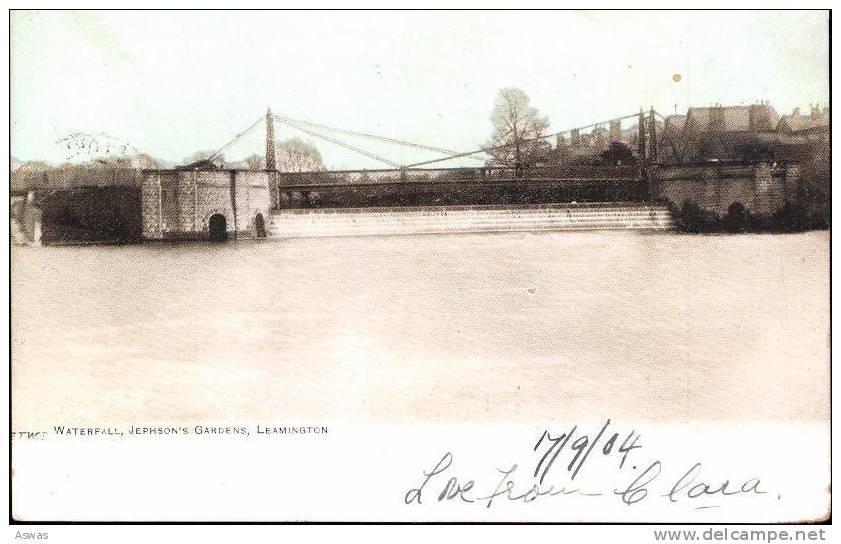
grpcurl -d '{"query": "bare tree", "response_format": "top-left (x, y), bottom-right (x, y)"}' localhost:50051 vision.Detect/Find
top-left (243, 154), bottom-right (263, 170)
top-left (276, 138), bottom-right (324, 172)
top-left (130, 153), bottom-right (161, 169)
top-left (244, 138), bottom-right (325, 172)
top-left (13, 160), bottom-right (53, 173)
top-left (182, 150), bottom-right (223, 168)
top-left (486, 88), bottom-right (551, 173)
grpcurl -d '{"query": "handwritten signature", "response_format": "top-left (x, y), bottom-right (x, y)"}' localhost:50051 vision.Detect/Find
top-left (405, 421), bottom-right (765, 510)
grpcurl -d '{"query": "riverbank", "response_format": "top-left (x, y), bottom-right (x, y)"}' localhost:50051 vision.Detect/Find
top-left (11, 199), bottom-right (830, 246)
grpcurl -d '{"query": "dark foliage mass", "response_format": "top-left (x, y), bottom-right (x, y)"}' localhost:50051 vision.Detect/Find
top-left (600, 143), bottom-right (638, 166)
top-left (671, 197), bottom-right (828, 234)
top-left (40, 188), bottom-right (142, 244)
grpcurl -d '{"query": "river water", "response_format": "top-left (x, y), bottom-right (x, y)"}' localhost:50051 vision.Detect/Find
top-left (11, 231), bottom-right (830, 427)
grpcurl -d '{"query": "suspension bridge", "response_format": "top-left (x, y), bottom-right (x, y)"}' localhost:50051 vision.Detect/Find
top-left (15, 106), bottom-right (797, 243)
top-left (199, 107), bottom-right (661, 173)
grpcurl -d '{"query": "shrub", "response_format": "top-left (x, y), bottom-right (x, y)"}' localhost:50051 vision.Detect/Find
top-left (723, 202), bottom-right (748, 233)
top-left (769, 202), bottom-right (809, 232)
top-left (677, 200), bottom-right (720, 233)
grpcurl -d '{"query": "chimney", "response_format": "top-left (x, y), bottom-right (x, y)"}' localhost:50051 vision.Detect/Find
top-left (555, 134), bottom-right (566, 160)
top-left (609, 120), bottom-right (621, 141)
top-left (265, 107), bottom-right (277, 171)
top-left (810, 103), bottom-right (820, 119)
top-left (594, 125), bottom-right (606, 148)
top-left (570, 128), bottom-right (580, 147)
top-left (749, 103), bottom-right (771, 132)
top-left (648, 109), bottom-right (657, 162)
top-left (709, 104), bottom-right (725, 131)
top-left (638, 110), bottom-right (646, 164)
top-left (793, 107), bottom-right (801, 116)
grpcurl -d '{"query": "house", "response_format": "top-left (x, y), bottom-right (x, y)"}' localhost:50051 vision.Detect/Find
top-left (681, 102), bottom-right (780, 133)
top-left (657, 102), bottom-right (782, 163)
top-left (776, 104), bottom-right (829, 141)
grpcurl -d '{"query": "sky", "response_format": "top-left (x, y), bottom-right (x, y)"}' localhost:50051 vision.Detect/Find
top-left (10, 10), bottom-right (830, 169)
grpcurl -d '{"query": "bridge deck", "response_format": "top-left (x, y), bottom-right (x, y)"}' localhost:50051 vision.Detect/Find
top-left (13, 165), bottom-right (641, 193)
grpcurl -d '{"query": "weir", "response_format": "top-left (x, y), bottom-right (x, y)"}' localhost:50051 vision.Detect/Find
top-left (267, 202), bottom-right (676, 239)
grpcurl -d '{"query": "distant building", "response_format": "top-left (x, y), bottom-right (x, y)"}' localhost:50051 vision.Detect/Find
top-left (776, 104), bottom-right (829, 141)
top-left (661, 115), bottom-right (687, 142)
top-left (680, 102), bottom-right (780, 133)
top-left (555, 116), bottom-right (661, 165)
top-left (653, 101), bottom-right (830, 164)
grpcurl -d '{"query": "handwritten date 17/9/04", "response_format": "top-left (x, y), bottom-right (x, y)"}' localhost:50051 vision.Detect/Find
top-left (533, 419), bottom-right (641, 484)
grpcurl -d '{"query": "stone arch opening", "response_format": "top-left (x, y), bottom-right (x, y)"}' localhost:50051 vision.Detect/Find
top-left (254, 213), bottom-right (267, 238)
top-left (208, 213), bottom-right (228, 242)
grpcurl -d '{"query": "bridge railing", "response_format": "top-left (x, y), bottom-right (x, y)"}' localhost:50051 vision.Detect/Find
top-left (11, 165), bottom-right (638, 194)
top-left (276, 165), bottom-right (638, 187)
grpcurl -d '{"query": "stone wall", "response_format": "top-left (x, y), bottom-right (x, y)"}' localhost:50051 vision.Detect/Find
top-left (651, 163), bottom-right (800, 216)
top-left (141, 170), bottom-right (271, 240)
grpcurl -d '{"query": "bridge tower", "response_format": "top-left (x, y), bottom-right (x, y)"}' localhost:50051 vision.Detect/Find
top-left (266, 107), bottom-right (279, 209)
top-left (645, 108), bottom-right (658, 200)
top-left (648, 108), bottom-right (658, 164)
top-left (638, 109), bottom-right (647, 174)
top-left (637, 108), bottom-right (652, 200)
top-left (266, 107), bottom-right (277, 172)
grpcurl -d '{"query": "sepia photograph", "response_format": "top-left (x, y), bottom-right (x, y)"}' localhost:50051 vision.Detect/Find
top-left (8, 8), bottom-right (832, 531)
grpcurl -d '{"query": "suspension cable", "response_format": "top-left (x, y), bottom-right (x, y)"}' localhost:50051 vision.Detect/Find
top-left (203, 109), bottom-right (660, 170)
top-left (274, 114), bottom-right (487, 162)
top-left (403, 112), bottom-right (650, 168)
top-left (205, 115), bottom-right (264, 163)
top-left (276, 117), bottom-right (402, 168)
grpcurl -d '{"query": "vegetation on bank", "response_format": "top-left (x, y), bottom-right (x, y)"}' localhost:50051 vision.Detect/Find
top-left (670, 199), bottom-right (828, 234)
top-left (15, 188), bottom-right (143, 245)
